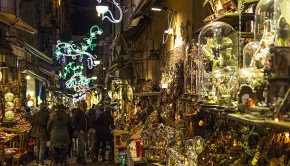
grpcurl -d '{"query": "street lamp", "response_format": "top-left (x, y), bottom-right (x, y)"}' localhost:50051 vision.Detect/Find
top-left (96, 2), bottom-right (109, 17)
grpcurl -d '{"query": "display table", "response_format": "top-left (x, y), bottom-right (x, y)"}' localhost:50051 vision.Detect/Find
top-left (113, 130), bottom-right (129, 164)
top-left (0, 135), bottom-right (16, 165)
top-left (127, 148), bottom-right (145, 166)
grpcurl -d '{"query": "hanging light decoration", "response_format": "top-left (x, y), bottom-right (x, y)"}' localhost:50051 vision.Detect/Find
top-left (96, 0), bottom-right (123, 23)
top-left (59, 62), bottom-right (91, 92)
top-left (55, 25), bottom-right (103, 69)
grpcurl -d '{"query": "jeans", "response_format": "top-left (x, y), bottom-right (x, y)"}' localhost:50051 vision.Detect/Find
top-left (35, 137), bottom-right (46, 165)
top-left (77, 131), bottom-right (87, 160)
top-left (89, 129), bottom-right (97, 157)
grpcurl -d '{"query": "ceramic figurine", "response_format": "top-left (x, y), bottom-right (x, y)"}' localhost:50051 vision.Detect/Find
top-left (5, 111), bottom-right (15, 121)
top-left (5, 102), bottom-right (14, 112)
top-left (4, 93), bottom-right (14, 102)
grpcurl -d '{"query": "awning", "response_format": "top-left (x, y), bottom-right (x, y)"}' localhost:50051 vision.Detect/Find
top-left (17, 39), bottom-right (53, 64)
top-left (111, 17), bottom-right (150, 48)
top-left (26, 70), bottom-right (48, 82)
top-left (11, 44), bottom-right (31, 60)
top-left (0, 11), bottom-right (37, 34)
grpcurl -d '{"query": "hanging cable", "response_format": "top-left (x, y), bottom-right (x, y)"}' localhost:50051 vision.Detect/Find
top-left (162, 12), bottom-right (174, 45)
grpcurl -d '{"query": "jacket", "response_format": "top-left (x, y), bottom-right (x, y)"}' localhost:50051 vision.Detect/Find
top-left (96, 111), bottom-right (114, 141)
top-left (72, 108), bottom-right (88, 132)
top-left (86, 109), bottom-right (96, 129)
top-left (29, 109), bottom-right (50, 140)
top-left (47, 111), bottom-right (71, 147)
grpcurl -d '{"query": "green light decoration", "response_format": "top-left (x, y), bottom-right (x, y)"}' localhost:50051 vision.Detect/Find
top-left (55, 25), bottom-right (103, 69)
top-left (59, 62), bottom-right (91, 92)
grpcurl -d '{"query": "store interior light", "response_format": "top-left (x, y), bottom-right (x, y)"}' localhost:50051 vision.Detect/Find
top-left (92, 76), bottom-right (98, 80)
top-left (162, 83), bottom-right (168, 89)
top-left (151, 7), bottom-right (162, 11)
top-left (26, 75), bottom-right (31, 80)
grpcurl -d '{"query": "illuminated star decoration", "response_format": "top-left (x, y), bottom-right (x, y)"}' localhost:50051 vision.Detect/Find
top-left (55, 25), bottom-right (103, 69)
top-left (97, 0), bottom-right (123, 23)
top-left (59, 62), bottom-right (91, 92)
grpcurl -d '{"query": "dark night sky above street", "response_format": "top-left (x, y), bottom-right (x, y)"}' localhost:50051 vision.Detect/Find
top-left (72, 0), bottom-right (98, 36)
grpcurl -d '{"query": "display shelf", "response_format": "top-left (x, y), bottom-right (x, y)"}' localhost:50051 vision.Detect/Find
top-left (127, 148), bottom-right (145, 166)
top-left (225, 114), bottom-right (290, 131)
top-left (134, 92), bottom-right (161, 97)
top-left (240, 32), bottom-right (254, 38)
top-left (243, 0), bottom-right (260, 10)
top-left (227, 113), bottom-right (266, 126)
top-left (195, 13), bottom-right (255, 33)
top-left (265, 120), bottom-right (290, 131)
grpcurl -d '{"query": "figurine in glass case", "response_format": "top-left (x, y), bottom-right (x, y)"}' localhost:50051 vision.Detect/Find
top-left (251, 39), bottom-right (271, 68)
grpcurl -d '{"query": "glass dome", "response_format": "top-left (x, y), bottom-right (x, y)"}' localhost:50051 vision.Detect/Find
top-left (197, 21), bottom-right (238, 104)
top-left (254, 0), bottom-right (275, 44)
top-left (274, 0), bottom-right (290, 47)
top-left (203, 66), bottom-right (238, 107)
top-left (243, 42), bottom-right (259, 68)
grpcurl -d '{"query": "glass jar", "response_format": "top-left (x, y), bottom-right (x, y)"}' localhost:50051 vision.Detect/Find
top-left (197, 21), bottom-right (238, 105)
top-left (274, 0), bottom-right (290, 47)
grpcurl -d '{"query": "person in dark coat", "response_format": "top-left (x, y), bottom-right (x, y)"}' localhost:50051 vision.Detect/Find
top-left (95, 106), bottom-right (115, 161)
top-left (47, 104), bottom-right (71, 166)
top-left (65, 108), bottom-right (73, 158)
top-left (87, 104), bottom-right (98, 159)
top-left (29, 104), bottom-right (50, 166)
top-left (72, 101), bottom-right (88, 165)
top-left (24, 106), bottom-right (33, 123)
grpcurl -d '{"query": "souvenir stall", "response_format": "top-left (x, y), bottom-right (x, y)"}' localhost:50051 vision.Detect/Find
top-left (0, 90), bottom-right (32, 165)
top-left (123, 0), bottom-right (290, 165)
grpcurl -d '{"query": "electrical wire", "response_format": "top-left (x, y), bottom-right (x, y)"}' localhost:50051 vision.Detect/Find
top-left (162, 12), bottom-right (174, 45)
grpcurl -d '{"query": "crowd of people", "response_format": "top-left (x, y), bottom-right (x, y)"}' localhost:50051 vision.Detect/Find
top-left (28, 101), bottom-right (115, 166)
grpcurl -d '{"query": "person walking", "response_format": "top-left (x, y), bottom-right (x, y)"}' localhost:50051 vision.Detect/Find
top-left (95, 106), bottom-right (115, 161)
top-left (65, 107), bottom-right (73, 158)
top-left (29, 103), bottom-right (50, 166)
top-left (87, 104), bottom-right (98, 160)
top-left (72, 101), bottom-right (88, 165)
top-left (47, 104), bottom-right (71, 166)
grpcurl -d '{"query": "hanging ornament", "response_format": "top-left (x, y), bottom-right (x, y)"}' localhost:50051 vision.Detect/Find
top-left (55, 25), bottom-right (103, 69)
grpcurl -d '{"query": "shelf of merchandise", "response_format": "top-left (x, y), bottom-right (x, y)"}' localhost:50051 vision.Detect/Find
top-left (134, 92), bottom-right (161, 97)
top-left (226, 114), bottom-right (290, 131)
top-left (265, 120), bottom-right (290, 131)
top-left (243, 0), bottom-right (260, 9)
top-left (194, 13), bottom-right (255, 34)
top-left (226, 113), bottom-right (266, 126)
